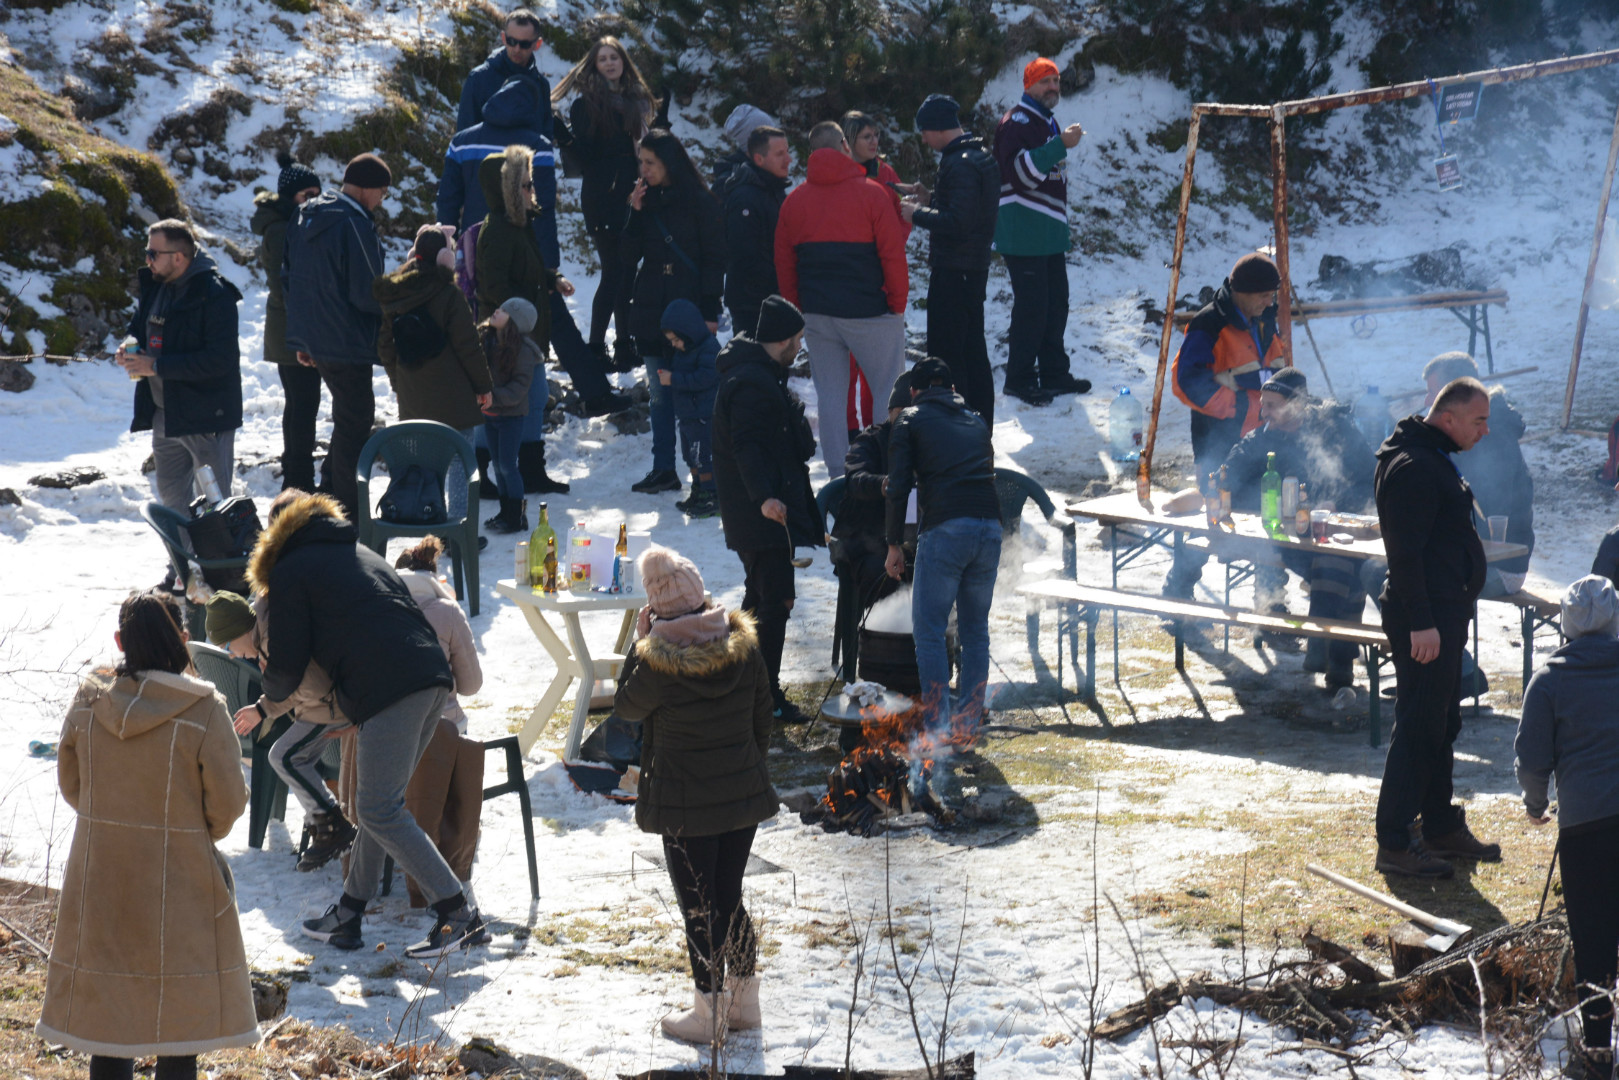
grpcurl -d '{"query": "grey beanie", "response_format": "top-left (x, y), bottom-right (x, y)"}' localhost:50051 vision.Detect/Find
top-left (499, 297), bottom-right (539, 335)
top-left (724, 104), bottom-right (777, 149)
top-left (1562, 575), bottom-right (1619, 639)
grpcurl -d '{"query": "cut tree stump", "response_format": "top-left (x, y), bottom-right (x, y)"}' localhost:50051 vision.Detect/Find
top-left (1388, 920), bottom-right (1445, 977)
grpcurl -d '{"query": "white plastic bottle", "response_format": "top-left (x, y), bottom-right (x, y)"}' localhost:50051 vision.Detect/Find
top-left (1355, 386), bottom-right (1391, 445)
top-left (1108, 387), bottom-right (1145, 462)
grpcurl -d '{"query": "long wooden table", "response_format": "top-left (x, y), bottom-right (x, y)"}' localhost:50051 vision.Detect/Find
top-left (1051, 493), bottom-right (1529, 739)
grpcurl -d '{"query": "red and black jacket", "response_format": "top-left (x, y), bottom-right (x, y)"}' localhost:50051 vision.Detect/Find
top-left (774, 148), bottom-right (908, 319)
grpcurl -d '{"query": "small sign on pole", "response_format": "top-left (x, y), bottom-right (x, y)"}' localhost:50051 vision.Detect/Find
top-left (1435, 154), bottom-right (1464, 191)
top-left (1438, 82), bottom-right (1483, 123)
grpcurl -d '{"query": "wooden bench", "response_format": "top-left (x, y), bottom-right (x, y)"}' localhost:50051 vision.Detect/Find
top-left (1018, 579), bottom-right (1394, 746)
top-left (1173, 289), bottom-right (1508, 370)
top-left (1482, 586), bottom-right (1563, 689)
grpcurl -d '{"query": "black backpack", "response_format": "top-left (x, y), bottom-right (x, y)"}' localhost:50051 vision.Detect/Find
top-left (391, 304), bottom-right (448, 369)
top-left (185, 496), bottom-right (263, 591)
top-left (378, 464), bottom-right (447, 525)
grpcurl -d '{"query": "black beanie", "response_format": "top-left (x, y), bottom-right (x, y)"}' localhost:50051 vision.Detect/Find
top-left (1263, 367), bottom-right (1308, 400)
top-left (1229, 252), bottom-right (1280, 293)
top-left (755, 294), bottom-right (804, 343)
top-left (914, 94), bottom-right (961, 132)
top-left (275, 149), bottom-right (319, 202)
top-left (911, 356), bottom-right (953, 390)
top-left (887, 370), bottom-right (914, 411)
top-left (343, 152), bottom-right (393, 189)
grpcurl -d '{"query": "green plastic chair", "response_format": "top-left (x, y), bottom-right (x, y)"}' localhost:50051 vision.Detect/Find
top-left (141, 501), bottom-right (251, 638)
top-left (188, 641), bottom-right (289, 849)
top-left (355, 421), bottom-right (481, 616)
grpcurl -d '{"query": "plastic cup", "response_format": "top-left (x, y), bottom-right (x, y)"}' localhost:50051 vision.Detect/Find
top-left (1488, 515), bottom-right (1508, 543)
top-left (1311, 509), bottom-right (1330, 541)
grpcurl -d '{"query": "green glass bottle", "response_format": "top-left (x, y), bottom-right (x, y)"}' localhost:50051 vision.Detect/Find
top-left (1260, 452), bottom-right (1282, 534)
top-left (528, 503), bottom-right (557, 591)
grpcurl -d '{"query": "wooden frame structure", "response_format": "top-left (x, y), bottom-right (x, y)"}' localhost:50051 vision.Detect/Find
top-left (1140, 48), bottom-right (1619, 503)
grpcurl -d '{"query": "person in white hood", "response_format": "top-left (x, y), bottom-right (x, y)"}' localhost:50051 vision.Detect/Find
top-left (393, 536), bottom-right (486, 908)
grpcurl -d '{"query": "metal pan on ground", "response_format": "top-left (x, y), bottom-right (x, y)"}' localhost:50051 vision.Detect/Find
top-left (819, 690), bottom-right (915, 728)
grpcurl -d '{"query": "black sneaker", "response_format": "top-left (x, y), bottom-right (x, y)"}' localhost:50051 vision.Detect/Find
top-left (404, 904), bottom-right (489, 959)
top-left (302, 903), bottom-right (364, 950)
top-left (582, 391), bottom-right (633, 418)
top-left (1042, 373), bottom-right (1092, 396)
top-left (631, 469), bottom-right (682, 494)
top-left (683, 488), bottom-right (718, 519)
top-left (1004, 384), bottom-right (1054, 407)
top-left (773, 700), bottom-right (812, 725)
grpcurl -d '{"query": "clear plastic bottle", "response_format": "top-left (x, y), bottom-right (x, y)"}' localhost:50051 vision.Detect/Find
top-left (567, 520), bottom-right (592, 592)
top-left (1108, 387), bottom-right (1145, 461)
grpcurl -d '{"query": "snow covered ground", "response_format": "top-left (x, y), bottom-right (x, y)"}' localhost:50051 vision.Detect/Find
top-left (5, 4), bottom-right (1619, 1076)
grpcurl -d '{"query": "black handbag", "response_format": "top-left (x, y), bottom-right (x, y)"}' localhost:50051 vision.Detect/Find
top-left (391, 304), bottom-right (448, 369)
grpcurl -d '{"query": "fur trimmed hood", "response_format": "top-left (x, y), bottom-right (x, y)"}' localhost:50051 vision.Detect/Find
top-left (247, 492), bottom-right (349, 594)
top-left (633, 608), bottom-right (758, 680)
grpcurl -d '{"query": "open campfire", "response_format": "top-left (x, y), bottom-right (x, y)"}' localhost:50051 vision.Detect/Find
top-left (805, 687), bottom-right (974, 835)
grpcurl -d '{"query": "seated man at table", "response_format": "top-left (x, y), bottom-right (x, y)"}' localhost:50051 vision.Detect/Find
top-left (1219, 368), bottom-right (1377, 689)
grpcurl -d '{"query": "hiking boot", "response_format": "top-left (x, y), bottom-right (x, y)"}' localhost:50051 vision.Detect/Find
top-left (404, 903), bottom-right (489, 959)
top-left (631, 469), bottom-right (682, 494)
top-left (483, 498), bottom-right (526, 535)
top-left (528, 472), bottom-right (571, 495)
top-left (297, 810), bottom-right (357, 872)
top-left (1041, 373), bottom-right (1092, 396)
top-left (582, 390), bottom-right (633, 418)
top-left (1424, 817), bottom-right (1502, 861)
top-left (302, 903), bottom-right (364, 950)
top-left (1004, 383), bottom-right (1054, 407)
top-left (1375, 841), bottom-right (1455, 879)
top-left (683, 487), bottom-right (718, 519)
top-left (773, 700), bottom-right (811, 725)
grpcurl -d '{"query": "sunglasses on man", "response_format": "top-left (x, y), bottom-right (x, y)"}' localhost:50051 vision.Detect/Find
top-left (505, 34), bottom-right (539, 50)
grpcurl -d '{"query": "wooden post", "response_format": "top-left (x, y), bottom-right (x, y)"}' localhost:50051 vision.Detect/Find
top-left (1563, 98), bottom-right (1619, 429)
top-left (1138, 110), bottom-right (1203, 505)
top-left (1271, 106), bottom-right (1294, 366)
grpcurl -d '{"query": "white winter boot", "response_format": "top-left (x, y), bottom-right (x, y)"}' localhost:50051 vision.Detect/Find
top-left (661, 989), bottom-right (723, 1042)
top-left (725, 974), bottom-right (761, 1029)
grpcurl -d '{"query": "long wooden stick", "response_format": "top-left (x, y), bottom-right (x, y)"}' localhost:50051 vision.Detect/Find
top-left (1563, 98), bottom-right (1619, 429)
top-left (1305, 863), bottom-right (1470, 937)
top-left (1288, 282), bottom-right (1334, 397)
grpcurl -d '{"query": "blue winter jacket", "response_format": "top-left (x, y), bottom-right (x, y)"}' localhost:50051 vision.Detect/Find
top-left (437, 78), bottom-right (558, 235)
top-left (1516, 632), bottom-right (1619, 830)
top-left (281, 191), bottom-right (385, 364)
top-left (457, 48), bottom-right (553, 136)
top-left (659, 299), bottom-right (720, 422)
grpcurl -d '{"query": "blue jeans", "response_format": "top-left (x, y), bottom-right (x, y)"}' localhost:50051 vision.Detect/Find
top-left (679, 415), bottom-right (713, 487)
top-left (642, 345), bottom-right (676, 473)
top-left (483, 415), bottom-right (525, 501)
top-left (912, 516), bottom-right (1002, 732)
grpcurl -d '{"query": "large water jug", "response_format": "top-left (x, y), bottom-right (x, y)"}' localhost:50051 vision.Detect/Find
top-left (1355, 386), bottom-right (1392, 445)
top-left (1109, 387), bottom-right (1145, 461)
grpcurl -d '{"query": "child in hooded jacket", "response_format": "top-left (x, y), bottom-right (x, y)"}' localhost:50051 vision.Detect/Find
top-left (479, 297), bottom-right (544, 534)
top-left (659, 298), bottom-right (720, 517)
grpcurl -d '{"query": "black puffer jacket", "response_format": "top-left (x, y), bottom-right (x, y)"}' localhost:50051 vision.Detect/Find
top-left (1374, 415), bottom-right (1488, 629)
top-left (885, 387), bottom-right (998, 543)
top-left (712, 336), bottom-right (821, 552)
top-left (250, 192), bottom-right (297, 367)
top-left (1454, 389), bottom-right (1534, 576)
top-left (614, 609), bottom-right (779, 838)
top-left (1220, 399), bottom-right (1376, 513)
top-left (127, 253), bottom-right (243, 439)
top-left (624, 181), bottom-right (726, 341)
top-left (281, 191), bottom-right (384, 365)
top-left (910, 133), bottom-right (999, 271)
top-left (568, 95), bottom-right (644, 235)
top-left (246, 494), bottom-right (452, 725)
top-left (720, 161), bottom-right (789, 326)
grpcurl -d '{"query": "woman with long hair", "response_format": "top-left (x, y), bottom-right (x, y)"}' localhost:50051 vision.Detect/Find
top-left (838, 111), bottom-right (918, 438)
top-left (553, 36), bottom-right (658, 372)
top-left (622, 129), bottom-right (726, 496)
top-left (37, 590), bottom-right (257, 1080)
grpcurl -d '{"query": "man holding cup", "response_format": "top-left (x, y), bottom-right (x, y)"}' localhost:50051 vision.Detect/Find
top-left (1372, 376), bottom-right (1497, 878)
top-left (118, 219), bottom-right (243, 511)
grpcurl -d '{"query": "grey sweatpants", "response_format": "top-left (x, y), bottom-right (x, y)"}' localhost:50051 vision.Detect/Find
top-left (803, 312), bottom-right (906, 479)
top-left (267, 720), bottom-right (339, 817)
top-left (151, 410), bottom-right (235, 511)
top-left (343, 686), bottom-right (462, 905)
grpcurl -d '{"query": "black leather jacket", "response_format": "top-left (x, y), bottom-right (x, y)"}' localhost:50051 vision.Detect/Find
top-left (910, 133), bottom-right (999, 272)
top-left (885, 387), bottom-right (999, 543)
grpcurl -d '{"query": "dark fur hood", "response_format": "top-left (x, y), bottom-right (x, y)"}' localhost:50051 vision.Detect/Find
top-left (632, 609), bottom-right (759, 682)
